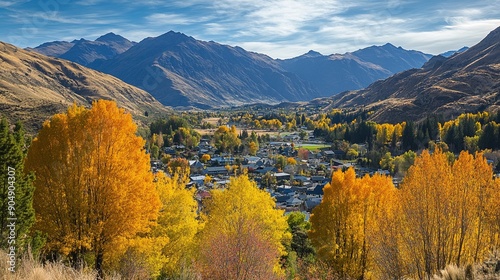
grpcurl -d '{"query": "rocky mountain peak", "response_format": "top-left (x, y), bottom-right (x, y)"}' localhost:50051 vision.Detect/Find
top-left (96, 32), bottom-right (131, 43)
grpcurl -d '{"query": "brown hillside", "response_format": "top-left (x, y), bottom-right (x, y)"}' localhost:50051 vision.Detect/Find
top-left (332, 26), bottom-right (500, 123)
top-left (0, 41), bottom-right (169, 132)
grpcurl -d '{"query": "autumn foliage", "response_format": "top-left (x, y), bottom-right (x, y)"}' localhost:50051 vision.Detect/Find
top-left (25, 101), bottom-right (161, 274)
top-left (197, 175), bottom-right (290, 279)
top-left (375, 149), bottom-right (500, 279)
top-left (113, 171), bottom-right (200, 278)
top-left (15, 101), bottom-right (500, 278)
top-left (309, 149), bottom-right (500, 279)
top-left (213, 125), bottom-right (241, 153)
top-left (309, 168), bottom-right (395, 279)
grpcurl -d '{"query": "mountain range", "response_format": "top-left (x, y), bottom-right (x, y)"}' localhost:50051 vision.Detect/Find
top-left (278, 44), bottom-right (432, 96)
top-left (90, 31), bottom-right (320, 108)
top-left (331, 26), bottom-right (500, 123)
top-left (0, 41), bottom-right (168, 132)
top-left (27, 33), bottom-right (136, 66)
top-left (29, 31), bottom-right (434, 108)
top-left (440, 46), bottom-right (469, 58)
top-left (6, 25), bottom-right (499, 127)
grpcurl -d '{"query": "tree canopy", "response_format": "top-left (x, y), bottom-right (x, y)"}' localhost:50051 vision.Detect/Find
top-left (0, 118), bottom-right (35, 253)
top-left (25, 101), bottom-right (161, 275)
top-left (198, 174), bottom-right (290, 279)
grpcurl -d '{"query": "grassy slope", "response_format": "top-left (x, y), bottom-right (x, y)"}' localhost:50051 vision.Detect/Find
top-left (0, 41), bottom-right (170, 133)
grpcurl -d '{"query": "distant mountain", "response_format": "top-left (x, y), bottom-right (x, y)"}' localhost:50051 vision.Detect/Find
top-left (440, 46), bottom-right (469, 58)
top-left (26, 40), bottom-right (74, 57)
top-left (278, 44), bottom-right (432, 96)
top-left (352, 43), bottom-right (432, 73)
top-left (28, 33), bottom-right (136, 66)
top-left (1, 41), bottom-right (169, 132)
top-left (332, 26), bottom-right (500, 123)
top-left (28, 32), bottom-right (465, 110)
top-left (92, 31), bottom-right (320, 108)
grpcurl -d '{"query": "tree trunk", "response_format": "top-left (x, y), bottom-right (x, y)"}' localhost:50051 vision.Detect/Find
top-left (70, 248), bottom-right (84, 270)
top-left (95, 250), bottom-right (104, 280)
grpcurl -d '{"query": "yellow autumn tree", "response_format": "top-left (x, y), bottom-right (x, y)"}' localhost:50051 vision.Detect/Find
top-left (248, 141), bottom-right (258, 156)
top-left (378, 149), bottom-right (499, 279)
top-left (213, 125), bottom-right (241, 153)
top-left (197, 174), bottom-right (290, 279)
top-left (287, 157), bottom-right (297, 165)
top-left (368, 177), bottom-right (403, 279)
top-left (118, 171), bottom-right (200, 278)
top-left (200, 153), bottom-right (211, 163)
top-left (488, 179), bottom-right (500, 247)
top-left (309, 168), bottom-right (395, 279)
top-left (375, 123), bottom-right (395, 146)
top-left (25, 100), bottom-right (161, 275)
top-left (167, 157), bottom-right (190, 178)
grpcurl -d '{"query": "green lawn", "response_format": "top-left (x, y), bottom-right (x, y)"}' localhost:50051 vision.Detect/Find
top-left (295, 143), bottom-right (330, 151)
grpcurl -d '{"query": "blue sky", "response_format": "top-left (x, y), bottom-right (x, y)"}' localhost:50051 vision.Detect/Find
top-left (1, 0), bottom-right (499, 59)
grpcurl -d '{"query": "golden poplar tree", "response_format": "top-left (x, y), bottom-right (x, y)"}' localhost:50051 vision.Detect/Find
top-left (309, 168), bottom-right (395, 279)
top-left (116, 171), bottom-right (200, 278)
top-left (197, 174), bottom-right (290, 279)
top-left (213, 125), bottom-right (241, 152)
top-left (488, 179), bottom-right (500, 247)
top-left (25, 100), bottom-right (160, 275)
top-left (379, 149), bottom-right (498, 279)
top-left (152, 171), bottom-right (199, 276)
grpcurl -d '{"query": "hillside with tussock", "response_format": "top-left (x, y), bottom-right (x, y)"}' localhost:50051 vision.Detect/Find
top-left (332, 26), bottom-right (500, 123)
top-left (0, 41), bottom-right (169, 132)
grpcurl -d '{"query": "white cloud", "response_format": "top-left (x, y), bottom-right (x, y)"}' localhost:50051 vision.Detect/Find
top-left (208, 0), bottom-right (351, 39)
top-left (203, 22), bottom-right (228, 35)
top-left (0, 1), bottom-right (16, 7)
top-left (388, 19), bottom-right (500, 54)
top-left (4, 0), bottom-right (499, 58)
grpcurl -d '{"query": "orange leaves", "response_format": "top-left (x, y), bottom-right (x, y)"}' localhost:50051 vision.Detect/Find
top-left (25, 100), bottom-right (160, 271)
top-left (287, 157), bottom-right (297, 165)
top-left (310, 151), bottom-right (500, 279)
top-left (375, 149), bottom-right (500, 279)
top-left (309, 168), bottom-right (395, 279)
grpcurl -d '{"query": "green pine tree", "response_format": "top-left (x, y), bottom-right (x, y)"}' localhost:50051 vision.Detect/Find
top-left (0, 118), bottom-right (35, 254)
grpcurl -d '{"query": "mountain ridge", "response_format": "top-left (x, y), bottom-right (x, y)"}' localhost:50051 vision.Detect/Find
top-left (332, 26), bottom-right (500, 123)
top-left (27, 31), bottom-right (441, 109)
top-left (28, 32), bottom-right (136, 66)
top-left (91, 31), bottom-right (320, 108)
top-left (277, 44), bottom-right (432, 96)
top-left (1, 41), bottom-right (169, 132)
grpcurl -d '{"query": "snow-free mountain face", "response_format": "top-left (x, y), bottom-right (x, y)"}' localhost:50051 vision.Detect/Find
top-left (1, 41), bottom-right (168, 132)
top-left (91, 31), bottom-right (320, 108)
top-left (332, 26), bottom-right (500, 123)
top-left (25, 40), bottom-right (75, 57)
top-left (351, 43), bottom-right (432, 74)
top-left (27, 31), bottom-right (445, 109)
top-left (440, 47), bottom-right (469, 58)
top-left (28, 33), bottom-right (136, 66)
top-left (278, 44), bottom-right (432, 97)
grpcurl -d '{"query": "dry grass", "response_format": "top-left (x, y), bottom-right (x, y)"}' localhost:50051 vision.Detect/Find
top-left (429, 251), bottom-right (500, 280)
top-left (0, 250), bottom-right (121, 280)
top-left (195, 128), bottom-right (278, 136)
top-left (201, 117), bottom-right (220, 126)
top-left (0, 41), bottom-right (169, 133)
top-left (431, 265), bottom-right (466, 280)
